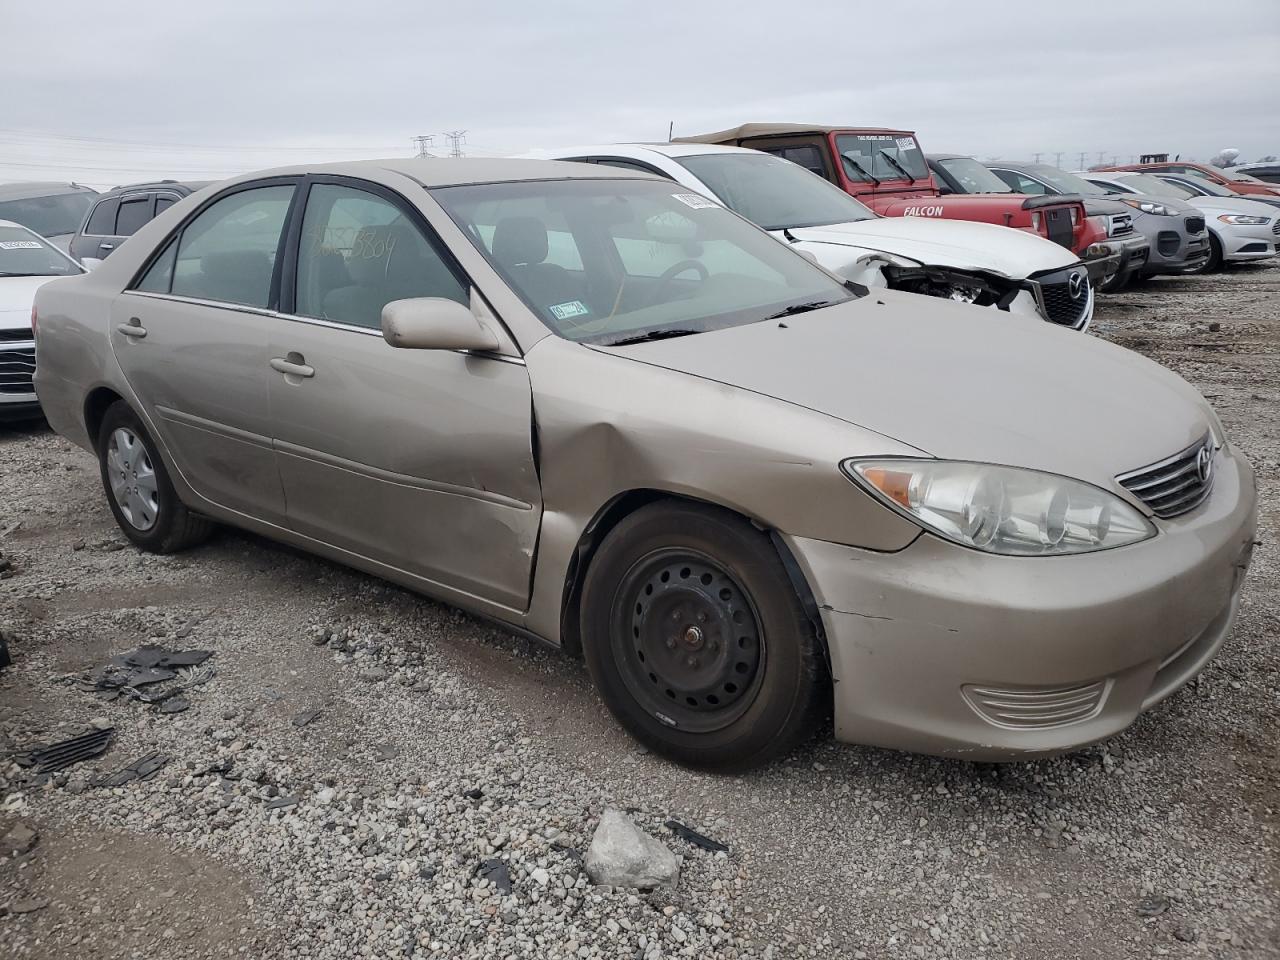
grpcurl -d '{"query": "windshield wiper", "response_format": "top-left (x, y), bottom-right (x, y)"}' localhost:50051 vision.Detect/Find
top-left (878, 150), bottom-right (916, 183)
top-left (764, 300), bottom-right (839, 320)
top-left (840, 154), bottom-right (881, 186)
top-left (0, 272), bottom-right (41, 278)
top-left (604, 328), bottom-right (701, 347)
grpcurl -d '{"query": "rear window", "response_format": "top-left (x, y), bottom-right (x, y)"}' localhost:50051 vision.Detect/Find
top-left (85, 198), bottom-right (119, 235)
top-left (115, 196), bottom-right (152, 236)
top-left (0, 191), bottom-right (95, 238)
top-left (834, 134), bottom-right (928, 183)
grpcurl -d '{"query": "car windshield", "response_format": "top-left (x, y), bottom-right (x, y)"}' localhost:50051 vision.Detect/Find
top-left (0, 225), bottom-right (82, 277)
top-left (1117, 174), bottom-right (1195, 200)
top-left (1165, 175), bottom-right (1235, 198)
top-left (0, 191), bottom-right (94, 238)
top-left (834, 134), bottom-right (928, 183)
top-left (1022, 165), bottom-right (1106, 196)
top-left (674, 152), bottom-right (877, 230)
top-left (935, 157), bottom-right (1013, 193)
top-left (432, 177), bottom-right (854, 346)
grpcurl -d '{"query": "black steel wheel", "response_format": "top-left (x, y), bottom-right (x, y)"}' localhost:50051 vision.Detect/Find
top-left (581, 501), bottom-right (827, 771)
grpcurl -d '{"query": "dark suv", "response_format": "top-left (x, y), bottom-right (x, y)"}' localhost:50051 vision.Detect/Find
top-left (70, 180), bottom-right (208, 262)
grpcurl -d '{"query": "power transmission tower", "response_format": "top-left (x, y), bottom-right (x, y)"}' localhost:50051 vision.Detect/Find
top-left (1077, 151), bottom-right (1086, 170)
top-left (1097, 151), bottom-right (1106, 167)
top-left (412, 135), bottom-right (435, 158)
top-left (1033, 152), bottom-right (1043, 163)
top-left (442, 130), bottom-right (467, 158)
top-left (1054, 151), bottom-right (1063, 167)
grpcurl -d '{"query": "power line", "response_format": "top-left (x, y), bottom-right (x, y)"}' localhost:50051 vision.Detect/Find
top-left (0, 128), bottom-right (406, 153)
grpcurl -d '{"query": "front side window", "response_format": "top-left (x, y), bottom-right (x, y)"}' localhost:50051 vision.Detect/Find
top-left (991, 169), bottom-right (1045, 195)
top-left (1119, 174), bottom-right (1194, 200)
top-left (115, 196), bottom-right (152, 237)
top-left (295, 183), bottom-right (467, 329)
top-left (156, 184), bottom-right (294, 307)
top-left (936, 158), bottom-right (1013, 194)
top-left (834, 134), bottom-right (928, 183)
top-left (1020, 165), bottom-right (1106, 196)
top-left (676, 152), bottom-right (876, 230)
top-left (433, 177), bottom-right (853, 346)
top-left (0, 191), bottom-right (94, 238)
top-left (0, 225), bottom-right (82, 277)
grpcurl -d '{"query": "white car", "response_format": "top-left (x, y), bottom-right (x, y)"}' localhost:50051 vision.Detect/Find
top-left (0, 219), bottom-right (86, 421)
top-left (1084, 171), bottom-right (1279, 272)
top-left (524, 144), bottom-right (1094, 331)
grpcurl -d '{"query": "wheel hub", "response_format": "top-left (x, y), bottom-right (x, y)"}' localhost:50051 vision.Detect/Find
top-left (616, 553), bottom-right (764, 731)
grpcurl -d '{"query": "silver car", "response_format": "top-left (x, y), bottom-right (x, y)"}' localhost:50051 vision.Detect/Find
top-left (32, 160), bottom-right (1257, 769)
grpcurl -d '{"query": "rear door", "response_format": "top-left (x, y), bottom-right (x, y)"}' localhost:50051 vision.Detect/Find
top-left (75, 195), bottom-right (120, 261)
top-left (265, 177), bottom-right (541, 610)
top-left (112, 180), bottom-right (297, 523)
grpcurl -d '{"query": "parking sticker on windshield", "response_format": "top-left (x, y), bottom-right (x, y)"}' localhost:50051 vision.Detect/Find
top-left (549, 300), bottom-right (590, 321)
top-left (0, 240), bottom-right (42, 250)
top-left (895, 137), bottom-right (915, 151)
top-left (671, 193), bottom-right (719, 210)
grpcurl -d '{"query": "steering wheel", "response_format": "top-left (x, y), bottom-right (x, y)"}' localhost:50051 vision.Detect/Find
top-left (652, 259), bottom-right (710, 302)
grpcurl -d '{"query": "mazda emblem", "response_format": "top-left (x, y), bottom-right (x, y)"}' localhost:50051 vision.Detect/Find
top-left (1196, 444), bottom-right (1213, 484)
top-left (1068, 272), bottom-right (1085, 300)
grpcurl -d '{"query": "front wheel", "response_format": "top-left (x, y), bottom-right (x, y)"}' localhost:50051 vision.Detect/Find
top-left (580, 502), bottom-right (827, 771)
top-left (96, 401), bottom-right (214, 553)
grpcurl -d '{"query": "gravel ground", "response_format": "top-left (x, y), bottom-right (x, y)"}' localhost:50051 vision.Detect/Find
top-left (2, 263), bottom-right (1277, 959)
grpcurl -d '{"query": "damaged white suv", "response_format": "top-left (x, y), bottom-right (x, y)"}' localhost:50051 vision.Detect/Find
top-left (530, 143), bottom-right (1093, 331)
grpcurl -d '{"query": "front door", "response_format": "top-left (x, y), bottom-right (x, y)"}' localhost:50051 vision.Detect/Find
top-left (111, 181), bottom-right (297, 523)
top-left (266, 179), bottom-right (541, 611)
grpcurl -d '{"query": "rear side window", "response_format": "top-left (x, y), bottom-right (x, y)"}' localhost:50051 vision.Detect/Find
top-left (155, 195), bottom-right (177, 215)
top-left (85, 198), bottom-right (118, 236)
top-left (294, 183), bottom-right (467, 329)
top-left (593, 158), bottom-right (671, 178)
top-left (157, 185), bottom-right (294, 308)
top-left (115, 196), bottom-right (152, 237)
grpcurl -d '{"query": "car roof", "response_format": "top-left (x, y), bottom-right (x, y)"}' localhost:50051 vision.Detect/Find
top-left (528, 142), bottom-right (755, 160)
top-left (985, 160), bottom-right (1037, 170)
top-left (219, 157), bottom-right (655, 189)
top-left (925, 154), bottom-right (972, 162)
top-left (0, 181), bottom-right (98, 200)
top-left (673, 123), bottom-right (907, 143)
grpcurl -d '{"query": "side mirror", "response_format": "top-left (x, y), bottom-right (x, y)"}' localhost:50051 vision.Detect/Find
top-left (80, 257), bottom-right (103, 271)
top-left (381, 296), bottom-right (500, 351)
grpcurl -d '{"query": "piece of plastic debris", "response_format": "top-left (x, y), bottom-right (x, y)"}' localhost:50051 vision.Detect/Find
top-left (157, 697), bottom-right (189, 715)
top-left (463, 787), bottom-right (484, 800)
top-left (266, 795), bottom-right (299, 810)
top-left (665, 820), bottom-right (729, 853)
top-left (1136, 895), bottom-right (1171, 918)
top-left (292, 708), bottom-right (322, 728)
top-left (476, 858), bottom-right (512, 894)
top-left (13, 727), bottom-right (114, 775)
top-left (97, 752), bottom-right (169, 787)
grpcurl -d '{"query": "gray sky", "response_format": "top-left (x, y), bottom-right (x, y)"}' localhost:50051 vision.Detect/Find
top-left (4, 0), bottom-right (1278, 189)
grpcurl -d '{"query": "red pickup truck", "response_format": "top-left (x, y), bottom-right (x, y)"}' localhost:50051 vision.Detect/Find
top-left (675, 123), bottom-right (1092, 246)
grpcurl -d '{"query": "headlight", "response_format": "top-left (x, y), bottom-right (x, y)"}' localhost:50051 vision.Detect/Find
top-left (1217, 214), bottom-right (1270, 225)
top-left (1121, 198), bottom-right (1176, 216)
top-left (844, 459), bottom-right (1156, 556)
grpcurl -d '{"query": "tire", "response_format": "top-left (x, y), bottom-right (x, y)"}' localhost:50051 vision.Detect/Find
top-left (580, 501), bottom-right (827, 771)
top-left (96, 401), bottom-right (214, 553)
top-left (1203, 233), bottom-right (1223, 273)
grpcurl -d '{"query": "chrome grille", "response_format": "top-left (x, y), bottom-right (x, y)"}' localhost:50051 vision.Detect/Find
top-left (1029, 267), bottom-right (1091, 329)
top-left (1107, 212), bottom-right (1134, 237)
top-left (1116, 434), bottom-right (1215, 518)
top-left (1272, 219), bottom-right (1280, 236)
top-left (962, 680), bottom-right (1108, 729)
top-left (0, 345), bottom-right (35, 394)
top-left (0, 327), bottom-right (34, 343)
top-left (1185, 215), bottom-right (1205, 234)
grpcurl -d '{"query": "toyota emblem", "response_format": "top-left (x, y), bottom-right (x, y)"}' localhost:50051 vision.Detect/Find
top-left (1068, 272), bottom-right (1085, 300)
top-left (1196, 444), bottom-right (1213, 484)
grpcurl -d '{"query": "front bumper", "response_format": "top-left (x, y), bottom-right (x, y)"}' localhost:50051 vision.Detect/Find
top-left (1142, 228), bottom-right (1211, 275)
top-left (1217, 221), bottom-right (1280, 262)
top-left (784, 447), bottom-right (1257, 760)
top-left (1083, 234), bottom-right (1150, 284)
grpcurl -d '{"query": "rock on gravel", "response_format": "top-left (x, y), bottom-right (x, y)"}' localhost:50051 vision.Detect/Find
top-left (584, 808), bottom-right (680, 889)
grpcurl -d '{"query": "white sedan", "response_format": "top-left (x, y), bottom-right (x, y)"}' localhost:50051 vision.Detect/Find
top-left (526, 143), bottom-right (1094, 331)
top-left (1085, 172), bottom-right (1279, 271)
top-left (0, 219), bottom-right (85, 421)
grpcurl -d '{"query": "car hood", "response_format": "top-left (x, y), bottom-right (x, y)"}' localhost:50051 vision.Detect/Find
top-left (595, 291), bottom-right (1214, 490)
top-left (782, 216), bottom-right (1077, 279)
top-left (1081, 196), bottom-right (1129, 217)
top-left (0, 275), bottom-right (61, 331)
top-left (1182, 195), bottom-right (1279, 218)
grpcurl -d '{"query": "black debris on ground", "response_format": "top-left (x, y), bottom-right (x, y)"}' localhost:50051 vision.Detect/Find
top-left (476, 858), bottom-right (512, 894)
top-left (97, 752), bottom-right (169, 788)
top-left (665, 820), bottom-right (729, 853)
top-left (12, 727), bottom-right (114, 776)
top-left (292, 708), bottom-right (322, 728)
top-left (0, 627), bottom-right (13, 670)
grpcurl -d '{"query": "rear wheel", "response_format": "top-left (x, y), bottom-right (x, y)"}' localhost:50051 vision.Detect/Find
top-left (580, 502), bottom-right (827, 771)
top-left (96, 401), bottom-right (213, 553)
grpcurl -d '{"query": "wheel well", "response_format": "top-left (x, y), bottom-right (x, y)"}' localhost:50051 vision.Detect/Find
top-left (83, 387), bottom-right (124, 446)
top-left (557, 491), bottom-right (829, 672)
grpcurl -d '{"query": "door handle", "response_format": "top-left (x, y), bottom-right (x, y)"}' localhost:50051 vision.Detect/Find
top-left (100, 243), bottom-right (115, 251)
top-left (116, 318), bottom-right (147, 338)
top-left (270, 356), bottom-right (315, 378)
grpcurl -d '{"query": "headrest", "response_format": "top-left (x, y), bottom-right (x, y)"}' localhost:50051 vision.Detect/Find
top-left (492, 216), bottom-right (549, 267)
